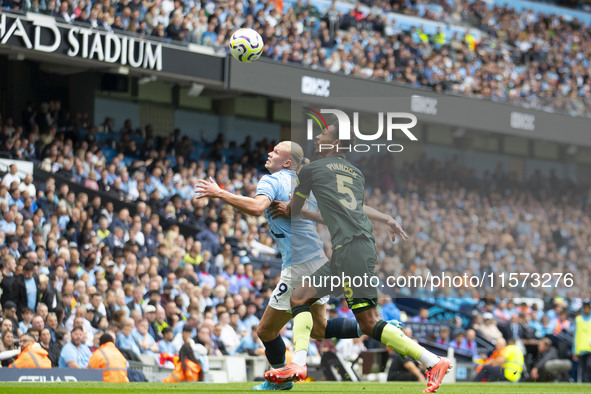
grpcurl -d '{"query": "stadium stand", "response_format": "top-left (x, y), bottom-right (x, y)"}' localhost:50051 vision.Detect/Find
top-left (0, 93), bottom-right (589, 383)
top-left (1, 0), bottom-right (590, 116)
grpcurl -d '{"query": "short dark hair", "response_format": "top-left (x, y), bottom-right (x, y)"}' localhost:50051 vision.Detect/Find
top-left (71, 326), bottom-right (84, 334)
top-left (99, 333), bottom-right (114, 346)
top-left (21, 332), bottom-right (36, 342)
top-left (23, 261), bottom-right (36, 272)
top-left (162, 327), bottom-right (173, 335)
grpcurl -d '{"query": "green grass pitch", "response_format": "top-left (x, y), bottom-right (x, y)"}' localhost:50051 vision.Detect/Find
top-left (2, 382), bottom-right (590, 394)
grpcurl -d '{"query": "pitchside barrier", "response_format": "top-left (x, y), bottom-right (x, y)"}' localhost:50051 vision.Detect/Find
top-left (207, 355), bottom-right (268, 383)
top-left (0, 368), bottom-right (103, 382)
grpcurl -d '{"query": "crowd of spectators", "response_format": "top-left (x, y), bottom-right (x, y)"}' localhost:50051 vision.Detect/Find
top-left (2, 0), bottom-right (591, 117)
top-left (0, 99), bottom-right (589, 381)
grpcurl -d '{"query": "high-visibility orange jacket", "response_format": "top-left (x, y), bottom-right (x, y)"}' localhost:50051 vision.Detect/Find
top-left (88, 342), bottom-right (129, 383)
top-left (163, 359), bottom-right (201, 383)
top-left (10, 343), bottom-right (52, 369)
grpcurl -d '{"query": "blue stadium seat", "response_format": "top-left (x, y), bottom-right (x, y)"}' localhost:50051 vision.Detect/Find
top-left (102, 148), bottom-right (117, 162)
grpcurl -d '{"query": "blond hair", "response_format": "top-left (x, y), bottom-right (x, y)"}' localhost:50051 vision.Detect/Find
top-left (278, 141), bottom-right (306, 173)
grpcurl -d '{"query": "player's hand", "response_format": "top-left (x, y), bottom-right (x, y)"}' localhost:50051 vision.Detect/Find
top-left (194, 177), bottom-right (219, 199)
top-left (386, 217), bottom-right (408, 242)
top-left (269, 200), bottom-right (291, 219)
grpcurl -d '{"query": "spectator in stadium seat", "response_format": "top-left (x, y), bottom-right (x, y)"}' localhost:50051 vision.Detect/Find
top-left (64, 306), bottom-right (94, 340)
top-left (478, 313), bottom-right (504, 344)
top-left (411, 307), bottom-right (429, 323)
top-left (88, 333), bottom-right (130, 383)
top-left (462, 329), bottom-right (480, 360)
top-left (183, 242), bottom-right (204, 267)
top-left (30, 315), bottom-right (45, 337)
top-left (38, 327), bottom-right (52, 356)
top-left (133, 318), bottom-right (159, 360)
top-left (379, 295), bottom-right (401, 323)
top-left (2, 164), bottom-right (20, 187)
top-left (48, 327), bottom-right (67, 367)
top-left (0, 211), bottom-right (17, 235)
top-left (197, 219), bottom-right (221, 257)
top-left (38, 273), bottom-right (57, 312)
top-left (13, 262), bottom-right (39, 320)
top-left (158, 327), bottom-right (176, 355)
top-left (54, 1), bottom-right (74, 23)
top-left (143, 304), bottom-right (159, 341)
top-left (436, 326), bottom-right (450, 347)
top-left (17, 307), bottom-right (34, 336)
top-left (235, 324), bottom-right (265, 356)
top-left (127, 287), bottom-right (145, 316)
top-left (9, 332), bottom-right (51, 368)
top-left (59, 326), bottom-right (91, 368)
top-left (0, 331), bottom-right (17, 366)
top-left (116, 319), bottom-right (142, 358)
top-left (1, 257), bottom-right (17, 307)
top-left (448, 330), bottom-right (465, 352)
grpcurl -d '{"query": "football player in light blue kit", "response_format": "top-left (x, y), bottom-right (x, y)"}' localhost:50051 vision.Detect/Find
top-left (196, 141), bottom-right (400, 390)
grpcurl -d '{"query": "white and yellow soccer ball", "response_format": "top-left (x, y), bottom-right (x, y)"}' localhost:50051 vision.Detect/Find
top-left (229, 28), bottom-right (264, 63)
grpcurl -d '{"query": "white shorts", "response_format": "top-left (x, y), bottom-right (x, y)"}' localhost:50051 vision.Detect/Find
top-left (268, 257), bottom-right (330, 311)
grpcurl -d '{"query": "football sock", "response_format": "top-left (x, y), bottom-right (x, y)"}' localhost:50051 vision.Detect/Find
top-left (292, 350), bottom-right (307, 366)
top-left (291, 304), bottom-right (313, 365)
top-left (325, 318), bottom-right (360, 339)
top-left (263, 335), bottom-right (286, 368)
top-left (372, 319), bottom-right (426, 362)
top-left (418, 350), bottom-right (440, 368)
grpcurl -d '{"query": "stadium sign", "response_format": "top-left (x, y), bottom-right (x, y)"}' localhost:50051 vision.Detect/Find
top-left (510, 111), bottom-right (535, 131)
top-left (0, 13), bottom-right (162, 70)
top-left (301, 76), bottom-right (331, 97)
top-left (411, 95), bottom-right (438, 115)
top-left (0, 368), bottom-right (102, 382)
top-left (304, 108), bottom-right (418, 153)
top-left (233, 61), bottom-right (591, 147)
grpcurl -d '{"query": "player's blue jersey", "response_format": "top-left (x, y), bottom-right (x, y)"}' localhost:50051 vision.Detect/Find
top-left (255, 169), bottom-right (325, 269)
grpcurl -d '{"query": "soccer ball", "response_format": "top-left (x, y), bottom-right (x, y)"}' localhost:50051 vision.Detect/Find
top-left (229, 28), bottom-right (264, 63)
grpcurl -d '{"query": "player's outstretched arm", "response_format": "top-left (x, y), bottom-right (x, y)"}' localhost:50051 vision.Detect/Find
top-left (195, 177), bottom-right (271, 217)
top-left (363, 205), bottom-right (409, 242)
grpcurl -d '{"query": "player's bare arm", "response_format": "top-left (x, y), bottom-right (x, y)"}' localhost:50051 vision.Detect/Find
top-left (363, 205), bottom-right (409, 242)
top-left (195, 177), bottom-right (271, 216)
top-left (271, 199), bottom-right (408, 242)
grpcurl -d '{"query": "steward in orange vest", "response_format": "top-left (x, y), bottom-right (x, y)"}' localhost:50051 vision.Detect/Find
top-left (88, 334), bottom-right (130, 382)
top-left (163, 344), bottom-right (202, 383)
top-left (10, 333), bottom-right (52, 368)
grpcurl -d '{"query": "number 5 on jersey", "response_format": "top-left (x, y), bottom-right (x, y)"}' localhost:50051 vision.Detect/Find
top-left (336, 174), bottom-right (357, 210)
